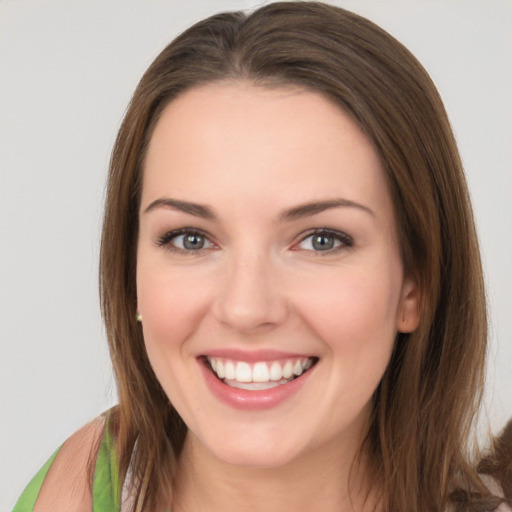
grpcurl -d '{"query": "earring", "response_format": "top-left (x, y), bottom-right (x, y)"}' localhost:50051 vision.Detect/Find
top-left (136, 312), bottom-right (142, 323)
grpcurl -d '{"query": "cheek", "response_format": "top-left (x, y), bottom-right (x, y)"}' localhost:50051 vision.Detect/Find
top-left (291, 264), bottom-right (401, 381)
top-left (136, 264), bottom-right (216, 416)
top-left (298, 268), bottom-right (398, 335)
top-left (136, 263), bottom-right (213, 359)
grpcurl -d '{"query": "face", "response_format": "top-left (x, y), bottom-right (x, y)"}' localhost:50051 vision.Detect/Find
top-left (136, 83), bottom-right (419, 469)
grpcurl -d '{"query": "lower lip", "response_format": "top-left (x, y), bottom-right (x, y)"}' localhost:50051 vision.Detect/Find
top-left (199, 360), bottom-right (314, 411)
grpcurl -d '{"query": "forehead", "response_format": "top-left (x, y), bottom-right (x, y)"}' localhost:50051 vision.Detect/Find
top-left (141, 82), bottom-right (389, 215)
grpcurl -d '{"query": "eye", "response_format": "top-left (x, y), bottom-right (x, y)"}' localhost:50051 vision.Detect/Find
top-left (156, 229), bottom-right (214, 252)
top-left (295, 229), bottom-right (353, 253)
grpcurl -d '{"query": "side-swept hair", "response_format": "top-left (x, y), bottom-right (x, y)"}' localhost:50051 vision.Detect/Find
top-left (99, 2), bottom-right (503, 510)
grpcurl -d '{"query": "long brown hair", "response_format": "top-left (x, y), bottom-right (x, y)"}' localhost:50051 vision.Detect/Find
top-left (99, 2), bottom-right (506, 510)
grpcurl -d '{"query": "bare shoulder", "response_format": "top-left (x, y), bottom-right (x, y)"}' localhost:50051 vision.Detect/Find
top-left (34, 416), bottom-right (106, 512)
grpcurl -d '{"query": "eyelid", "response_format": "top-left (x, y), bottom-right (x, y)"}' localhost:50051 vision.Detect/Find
top-left (155, 227), bottom-right (216, 252)
top-left (293, 228), bottom-right (354, 253)
top-left (154, 227), bottom-right (352, 255)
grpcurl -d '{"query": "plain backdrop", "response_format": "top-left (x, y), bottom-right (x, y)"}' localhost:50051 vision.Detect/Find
top-left (1, 1), bottom-right (511, 510)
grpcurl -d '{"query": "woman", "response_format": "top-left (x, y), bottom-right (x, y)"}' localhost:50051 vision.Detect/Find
top-left (13, 2), bottom-right (511, 511)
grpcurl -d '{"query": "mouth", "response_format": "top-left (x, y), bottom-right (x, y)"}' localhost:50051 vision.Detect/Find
top-left (201, 355), bottom-right (319, 391)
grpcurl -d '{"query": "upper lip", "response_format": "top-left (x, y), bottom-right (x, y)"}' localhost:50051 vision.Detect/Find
top-left (199, 348), bottom-right (316, 362)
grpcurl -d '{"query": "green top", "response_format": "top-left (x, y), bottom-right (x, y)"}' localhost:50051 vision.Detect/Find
top-left (12, 427), bottom-right (120, 512)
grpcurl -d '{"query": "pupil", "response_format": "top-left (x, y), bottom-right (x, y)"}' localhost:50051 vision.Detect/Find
top-left (183, 234), bottom-right (204, 250)
top-left (312, 235), bottom-right (334, 251)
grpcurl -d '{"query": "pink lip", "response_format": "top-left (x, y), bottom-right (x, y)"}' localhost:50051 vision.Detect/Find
top-left (200, 348), bottom-right (312, 362)
top-left (199, 357), bottom-right (316, 411)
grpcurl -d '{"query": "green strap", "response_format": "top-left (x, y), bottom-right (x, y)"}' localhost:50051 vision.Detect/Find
top-left (12, 445), bottom-right (63, 512)
top-left (13, 423), bottom-right (121, 512)
top-left (92, 421), bottom-right (121, 512)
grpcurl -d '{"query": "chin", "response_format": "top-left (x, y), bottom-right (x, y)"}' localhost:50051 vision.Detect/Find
top-left (191, 423), bottom-right (311, 470)
top-left (211, 443), bottom-right (303, 470)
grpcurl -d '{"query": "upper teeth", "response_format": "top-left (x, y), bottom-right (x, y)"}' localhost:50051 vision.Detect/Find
top-left (207, 357), bottom-right (313, 383)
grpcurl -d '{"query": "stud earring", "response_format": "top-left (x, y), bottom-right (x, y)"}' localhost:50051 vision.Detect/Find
top-left (136, 312), bottom-right (142, 323)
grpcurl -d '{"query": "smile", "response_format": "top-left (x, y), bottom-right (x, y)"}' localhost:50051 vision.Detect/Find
top-left (205, 356), bottom-right (317, 391)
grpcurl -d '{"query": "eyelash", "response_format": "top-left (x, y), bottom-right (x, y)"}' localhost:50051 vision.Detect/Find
top-left (155, 228), bottom-right (213, 253)
top-left (155, 228), bottom-right (353, 255)
top-left (295, 228), bottom-right (354, 255)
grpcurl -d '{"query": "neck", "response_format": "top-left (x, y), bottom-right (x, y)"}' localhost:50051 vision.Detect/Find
top-left (170, 430), bottom-right (379, 512)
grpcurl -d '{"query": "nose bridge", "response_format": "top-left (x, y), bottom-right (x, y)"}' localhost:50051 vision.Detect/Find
top-left (213, 243), bottom-right (287, 332)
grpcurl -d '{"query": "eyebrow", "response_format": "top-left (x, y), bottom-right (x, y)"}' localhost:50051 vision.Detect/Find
top-left (144, 198), bottom-right (216, 219)
top-left (143, 197), bottom-right (374, 221)
top-left (278, 198), bottom-right (375, 221)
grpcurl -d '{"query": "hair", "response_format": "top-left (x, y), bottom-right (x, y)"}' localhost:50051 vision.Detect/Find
top-left (98, 2), bottom-right (508, 511)
top-left (478, 420), bottom-right (512, 500)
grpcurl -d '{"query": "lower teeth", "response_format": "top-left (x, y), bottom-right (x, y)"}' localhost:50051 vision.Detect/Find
top-left (222, 377), bottom-right (295, 390)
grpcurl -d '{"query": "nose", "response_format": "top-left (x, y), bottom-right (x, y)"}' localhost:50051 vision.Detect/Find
top-left (212, 250), bottom-right (288, 334)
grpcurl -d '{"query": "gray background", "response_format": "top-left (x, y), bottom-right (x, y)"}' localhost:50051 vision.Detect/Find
top-left (1, 1), bottom-right (511, 510)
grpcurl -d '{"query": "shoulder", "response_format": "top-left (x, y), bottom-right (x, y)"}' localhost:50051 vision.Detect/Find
top-left (33, 416), bottom-right (106, 512)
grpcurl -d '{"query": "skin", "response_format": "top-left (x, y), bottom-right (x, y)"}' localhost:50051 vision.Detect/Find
top-left (136, 82), bottom-right (420, 512)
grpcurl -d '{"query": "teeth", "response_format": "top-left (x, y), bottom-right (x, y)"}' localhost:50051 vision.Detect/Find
top-left (206, 356), bottom-right (315, 386)
top-left (282, 361), bottom-right (293, 379)
top-left (269, 361), bottom-right (282, 381)
top-left (302, 359), bottom-right (312, 370)
top-left (225, 379), bottom-right (289, 390)
top-left (216, 360), bottom-right (225, 379)
top-left (235, 362), bottom-right (252, 382)
top-left (225, 361), bottom-right (235, 380)
top-left (253, 362), bottom-right (269, 382)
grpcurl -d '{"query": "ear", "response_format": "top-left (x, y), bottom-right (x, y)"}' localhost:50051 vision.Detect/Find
top-left (396, 276), bottom-right (420, 333)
